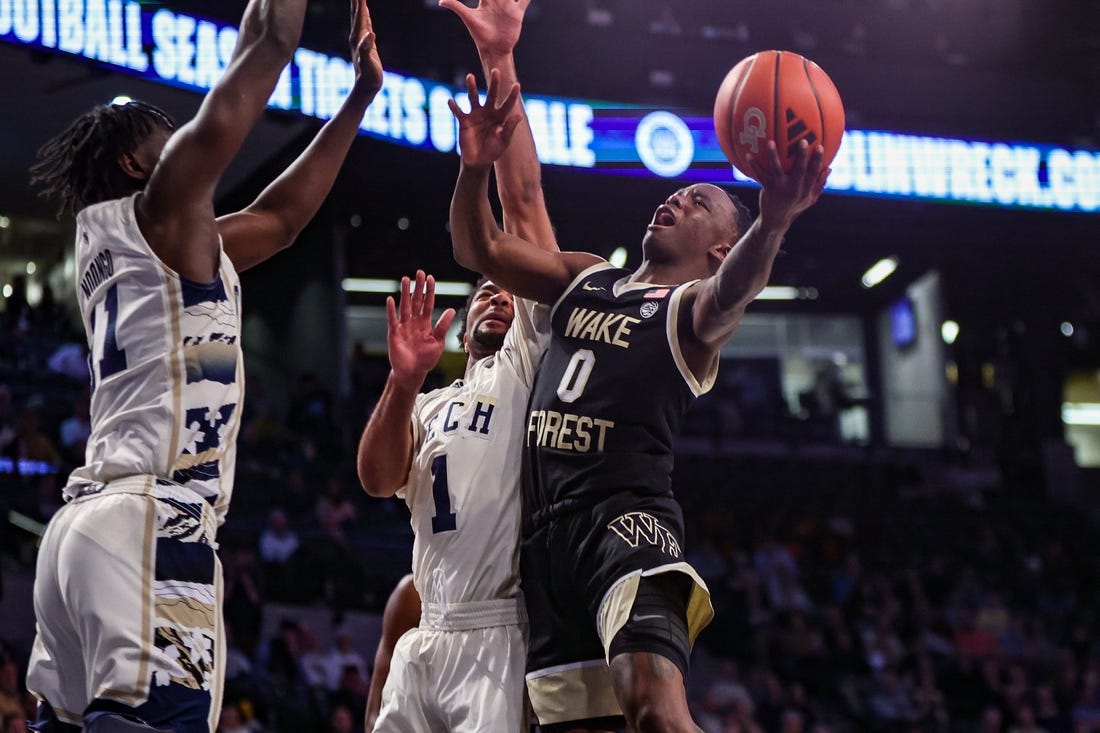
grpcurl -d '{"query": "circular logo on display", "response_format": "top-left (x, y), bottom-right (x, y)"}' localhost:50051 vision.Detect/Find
top-left (640, 301), bottom-right (660, 319)
top-left (635, 111), bottom-right (695, 178)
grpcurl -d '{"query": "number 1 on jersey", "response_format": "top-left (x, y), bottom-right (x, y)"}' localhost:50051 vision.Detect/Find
top-left (92, 283), bottom-right (128, 386)
top-left (430, 455), bottom-right (457, 534)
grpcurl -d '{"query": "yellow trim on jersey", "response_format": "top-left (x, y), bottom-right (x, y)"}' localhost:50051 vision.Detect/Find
top-left (550, 261), bottom-right (616, 320)
top-left (666, 283), bottom-right (718, 397)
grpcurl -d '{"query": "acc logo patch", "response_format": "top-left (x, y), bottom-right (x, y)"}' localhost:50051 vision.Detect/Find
top-left (640, 301), bottom-right (660, 319)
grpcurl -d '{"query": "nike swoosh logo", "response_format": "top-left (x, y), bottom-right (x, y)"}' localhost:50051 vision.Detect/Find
top-left (582, 282), bottom-right (605, 291)
top-left (631, 613), bottom-right (665, 623)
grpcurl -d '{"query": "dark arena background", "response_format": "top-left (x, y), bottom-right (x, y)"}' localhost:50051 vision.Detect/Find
top-left (2, 1), bottom-right (1100, 731)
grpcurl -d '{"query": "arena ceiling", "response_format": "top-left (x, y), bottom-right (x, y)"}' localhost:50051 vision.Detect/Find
top-left (0, 0), bottom-right (1098, 322)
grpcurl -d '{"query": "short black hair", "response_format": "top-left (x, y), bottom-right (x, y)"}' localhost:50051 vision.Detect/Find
top-left (457, 276), bottom-right (492, 336)
top-left (723, 190), bottom-right (753, 240)
top-left (30, 100), bottom-right (175, 216)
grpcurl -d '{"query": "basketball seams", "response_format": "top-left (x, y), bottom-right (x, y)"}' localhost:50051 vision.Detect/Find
top-left (772, 50), bottom-right (781, 171)
top-left (803, 57), bottom-right (827, 159)
top-left (728, 54), bottom-right (756, 175)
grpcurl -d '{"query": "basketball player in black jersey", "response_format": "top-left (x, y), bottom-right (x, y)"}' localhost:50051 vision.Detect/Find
top-left (447, 69), bottom-right (829, 731)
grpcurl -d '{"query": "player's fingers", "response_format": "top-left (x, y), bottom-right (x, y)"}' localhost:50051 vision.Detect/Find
top-left (398, 276), bottom-right (412, 320)
top-left (446, 98), bottom-right (463, 120)
top-left (766, 140), bottom-right (784, 175)
top-left (500, 113), bottom-right (522, 142)
top-left (424, 274), bottom-right (438, 315)
top-left (485, 68), bottom-right (501, 107)
top-left (466, 73), bottom-right (480, 108)
top-left (433, 308), bottom-right (457, 341)
top-left (498, 81), bottom-right (521, 114)
top-left (438, 0), bottom-right (472, 21)
top-left (413, 270), bottom-right (427, 316)
top-left (386, 296), bottom-right (397, 328)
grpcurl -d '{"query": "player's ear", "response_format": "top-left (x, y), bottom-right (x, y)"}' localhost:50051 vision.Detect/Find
top-left (461, 332), bottom-right (470, 355)
top-left (707, 242), bottom-right (732, 268)
top-left (118, 151), bottom-right (149, 181)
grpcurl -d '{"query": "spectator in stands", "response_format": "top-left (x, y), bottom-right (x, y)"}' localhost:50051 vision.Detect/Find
top-left (0, 385), bottom-right (16, 455)
top-left (12, 403), bottom-right (61, 466)
top-left (58, 392), bottom-right (91, 466)
top-left (316, 475), bottom-right (358, 544)
top-left (323, 631), bottom-right (368, 692)
top-left (259, 508), bottom-right (299, 567)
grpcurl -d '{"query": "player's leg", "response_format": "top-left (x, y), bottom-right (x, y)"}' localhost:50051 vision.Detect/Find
top-left (439, 623), bottom-right (526, 733)
top-left (588, 502), bottom-right (715, 733)
top-left (34, 488), bottom-right (223, 733)
top-left (523, 522), bottom-right (622, 733)
top-left (371, 629), bottom-right (438, 733)
top-left (28, 503), bottom-right (87, 731)
top-left (605, 573), bottom-right (698, 733)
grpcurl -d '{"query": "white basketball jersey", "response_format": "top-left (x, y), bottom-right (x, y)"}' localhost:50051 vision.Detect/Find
top-left (401, 299), bottom-right (549, 607)
top-left (67, 194), bottom-right (244, 523)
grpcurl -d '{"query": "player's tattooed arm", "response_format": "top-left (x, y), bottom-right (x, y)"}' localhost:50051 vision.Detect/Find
top-left (681, 140), bottom-right (828, 380)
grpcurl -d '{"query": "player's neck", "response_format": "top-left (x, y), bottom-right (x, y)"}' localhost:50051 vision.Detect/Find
top-left (629, 259), bottom-right (698, 287)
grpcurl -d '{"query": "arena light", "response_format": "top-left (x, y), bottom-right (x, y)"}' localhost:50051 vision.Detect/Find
top-left (111, 95), bottom-right (133, 106)
top-left (1063, 403), bottom-right (1100, 426)
top-left (755, 286), bottom-right (799, 301)
top-left (342, 278), bottom-right (473, 297)
top-left (609, 247), bottom-right (628, 268)
top-left (861, 257), bottom-right (898, 289)
top-left (1061, 321), bottom-right (1075, 337)
top-left (941, 320), bottom-right (960, 344)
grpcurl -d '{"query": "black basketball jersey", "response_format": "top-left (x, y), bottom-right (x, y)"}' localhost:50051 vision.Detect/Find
top-left (522, 263), bottom-right (716, 527)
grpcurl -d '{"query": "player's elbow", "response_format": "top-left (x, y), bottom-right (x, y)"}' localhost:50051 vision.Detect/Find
top-left (356, 461), bottom-right (402, 499)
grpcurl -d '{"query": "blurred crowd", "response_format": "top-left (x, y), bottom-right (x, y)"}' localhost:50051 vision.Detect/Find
top-left (2, 301), bottom-right (1099, 733)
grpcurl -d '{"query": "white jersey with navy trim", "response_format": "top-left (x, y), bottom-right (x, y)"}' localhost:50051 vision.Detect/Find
top-left (399, 298), bottom-right (550, 608)
top-left (68, 194), bottom-right (244, 523)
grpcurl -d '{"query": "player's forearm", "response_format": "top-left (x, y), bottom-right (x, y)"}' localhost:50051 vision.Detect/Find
top-left (451, 163), bottom-right (506, 273)
top-left (246, 89), bottom-right (376, 249)
top-left (236, 0), bottom-right (307, 62)
top-left (477, 53), bottom-right (555, 250)
top-left (357, 373), bottom-right (420, 498)
top-left (694, 218), bottom-right (786, 344)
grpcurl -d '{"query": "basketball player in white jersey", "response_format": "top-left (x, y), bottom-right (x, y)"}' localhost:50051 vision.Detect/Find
top-left (355, 1), bottom-right (554, 730)
top-left (24, 2), bottom-right (383, 732)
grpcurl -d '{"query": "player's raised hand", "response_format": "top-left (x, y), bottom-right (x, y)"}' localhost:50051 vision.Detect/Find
top-left (386, 271), bottom-right (456, 382)
top-left (350, 0), bottom-right (383, 96)
top-left (746, 139), bottom-right (830, 232)
top-left (447, 70), bottom-right (522, 169)
top-left (439, 0), bottom-right (529, 59)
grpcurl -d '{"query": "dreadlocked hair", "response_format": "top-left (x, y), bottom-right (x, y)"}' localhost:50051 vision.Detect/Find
top-left (30, 100), bottom-right (175, 217)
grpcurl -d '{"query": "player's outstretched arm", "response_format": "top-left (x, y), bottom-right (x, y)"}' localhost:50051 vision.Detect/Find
top-left (449, 72), bottom-right (598, 304)
top-left (219, 0), bottom-right (384, 272)
top-left (138, 0), bottom-right (309, 282)
top-left (357, 271), bottom-right (455, 498)
top-left (365, 574), bottom-right (421, 732)
top-left (440, 0), bottom-right (557, 251)
top-left (687, 140), bottom-right (829, 354)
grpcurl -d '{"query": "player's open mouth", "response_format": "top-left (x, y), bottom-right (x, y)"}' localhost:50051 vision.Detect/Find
top-left (652, 206), bottom-right (676, 227)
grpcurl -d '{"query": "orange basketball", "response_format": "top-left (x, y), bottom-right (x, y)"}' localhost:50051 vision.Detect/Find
top-left (714, 50), bottom-right (845, 180)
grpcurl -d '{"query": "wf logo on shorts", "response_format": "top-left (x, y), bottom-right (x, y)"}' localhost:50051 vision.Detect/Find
top-left (608, 512), bottom-right (682, 558)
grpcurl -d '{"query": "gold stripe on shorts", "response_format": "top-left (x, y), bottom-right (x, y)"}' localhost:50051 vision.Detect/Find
top-left (525, 660), bottom-right (621, 725)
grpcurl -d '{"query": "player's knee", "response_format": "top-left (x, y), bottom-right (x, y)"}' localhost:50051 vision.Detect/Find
top-left (615, 687), bottom-right (679, 733)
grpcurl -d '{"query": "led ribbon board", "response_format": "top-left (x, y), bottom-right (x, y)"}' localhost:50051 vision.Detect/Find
top-left (3, 0), bottom-right (1099, 212)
